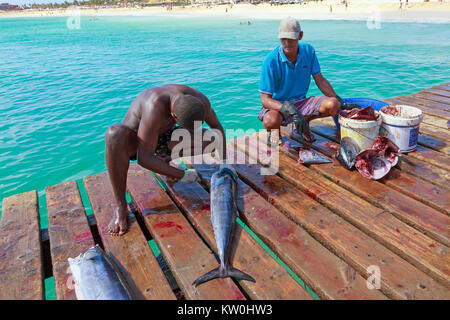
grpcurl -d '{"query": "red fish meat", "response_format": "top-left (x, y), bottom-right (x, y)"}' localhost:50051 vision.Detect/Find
top-left (340, 106), bottom-right (379, 121)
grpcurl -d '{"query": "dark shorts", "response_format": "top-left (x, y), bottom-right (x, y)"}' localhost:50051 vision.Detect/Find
top-left (130, 125), bottom-right (177, 161)
top-left (258, 96), bottom-right (326, 126)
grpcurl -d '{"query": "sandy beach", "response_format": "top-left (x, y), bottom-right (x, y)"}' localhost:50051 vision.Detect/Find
top-left (1, 1), bottom-right (450, 23)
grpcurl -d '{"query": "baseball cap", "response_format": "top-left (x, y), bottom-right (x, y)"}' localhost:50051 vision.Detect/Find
top-left (278, 17), bottom-right (301, 40)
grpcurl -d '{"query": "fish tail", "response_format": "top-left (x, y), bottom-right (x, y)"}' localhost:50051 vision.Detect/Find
top-left (192, 265), bottom-right (256, 287)
top-left (192, 267), bottom-right (221, 287)
top-left (228, 267), bottom-right (256, 283)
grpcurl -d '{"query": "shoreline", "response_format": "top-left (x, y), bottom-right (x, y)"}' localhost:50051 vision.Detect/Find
top-left (1, 2), bottom-right (450, 24)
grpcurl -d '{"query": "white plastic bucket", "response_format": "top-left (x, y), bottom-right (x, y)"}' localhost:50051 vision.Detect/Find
top-left (338, 113), bottom-right (382, 152)
top-left (379, 105), bottom-right (423, 153)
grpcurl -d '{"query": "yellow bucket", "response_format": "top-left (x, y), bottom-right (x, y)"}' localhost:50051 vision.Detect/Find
top-left (338, 112), bottom-right (382, 152)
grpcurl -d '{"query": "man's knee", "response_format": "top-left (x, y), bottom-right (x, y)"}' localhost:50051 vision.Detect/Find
top-left (321, 98), bottom-right (340, 116)
top-left (263, 111), bottom-right (283, 130)
top-left (105, 124), bottom-right (129, 145)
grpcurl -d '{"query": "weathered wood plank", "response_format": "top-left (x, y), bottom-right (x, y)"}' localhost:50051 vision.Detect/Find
top-left (384, 98), bottom-right (449, 129)
top-left (275, 129), bottom-right (450, 245)
top-left (229, 138), bottom-right (450, 299)
top-left (183, 155), bottom-right (386, 300)
top-left (413, 92), bottom-right (450, 108)
top-left (46, 181), bottom-right (95, 300)
top-left (419, 122), bottom-right (450, 144)
top-left (126, 164), bottom-right (246, 300)
top-left (388, 95), bottom-right (450, 118)
top-left (396, 156), bottom-right (450, 189)
top-left (156, 165), bottom-right (314, 300)
top-left (0, 191), bottom-right (44, 300)
top-left (234, 135), bottom-right (450, 286)
top-left (310, 118), bottom-right (450, 172)
top-left (83, 172), bottom-right (175, 300)
top-left (433, 85), bottom-right (450, 93)
top-left (422, 88), bottom-right (450, 99)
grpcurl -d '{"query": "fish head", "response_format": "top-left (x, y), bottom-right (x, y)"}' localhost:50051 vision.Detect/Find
top-left (337, 137), bottom-right (358, 169)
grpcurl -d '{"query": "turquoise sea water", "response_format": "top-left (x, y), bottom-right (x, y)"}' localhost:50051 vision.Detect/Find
top-left (1, 16), bottom-right (449, 227)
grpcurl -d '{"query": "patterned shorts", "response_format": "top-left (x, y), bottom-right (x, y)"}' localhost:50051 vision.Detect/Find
top-left (258, 96), bottom-right (326, 126)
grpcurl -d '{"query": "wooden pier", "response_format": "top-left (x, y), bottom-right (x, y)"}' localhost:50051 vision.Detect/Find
top-left (1, 84), bottom-right (449, 300)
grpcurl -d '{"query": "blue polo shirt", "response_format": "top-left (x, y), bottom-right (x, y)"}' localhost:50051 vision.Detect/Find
top-left (259, 43), bottom-right (321, 102)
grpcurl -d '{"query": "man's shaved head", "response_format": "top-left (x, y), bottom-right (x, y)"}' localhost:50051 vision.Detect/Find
top-left (173, 94), bottom-right (206, 130)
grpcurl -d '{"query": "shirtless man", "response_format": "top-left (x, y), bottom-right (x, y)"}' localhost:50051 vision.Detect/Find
top-left (105, 84), bottom-right (227, 236)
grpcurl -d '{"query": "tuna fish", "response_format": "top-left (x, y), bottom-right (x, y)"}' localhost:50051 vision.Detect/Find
top-left (336, 137), bottom-right (359, 169)
top-left (192, 167), bottom-right (255, 287)
top-left (298, 148), bottom-right (332, 165)
top-left (68, 245), bottom-right (132, 300)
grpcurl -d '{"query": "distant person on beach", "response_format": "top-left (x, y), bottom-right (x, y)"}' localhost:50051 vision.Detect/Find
top-left (105, 84), bottom-right (227, 235)
top-left (258, 17), bottom-right (346, 144)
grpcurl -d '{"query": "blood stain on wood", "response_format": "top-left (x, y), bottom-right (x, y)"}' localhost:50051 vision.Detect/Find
top-left (304, 189), bottom-right (318, 201)
top-left (154, 221), bottom-right (183, 233)
top-left (200, 204), bottom-right (210, 211)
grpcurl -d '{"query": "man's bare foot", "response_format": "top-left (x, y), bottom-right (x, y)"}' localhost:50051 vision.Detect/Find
top-left (108, 207), bottom-right (129, 236)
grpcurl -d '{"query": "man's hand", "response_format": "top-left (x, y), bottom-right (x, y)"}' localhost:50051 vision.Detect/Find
top-left (336, 95), bottom-right (362, 110)
top-left (280, 101), bottom-right (310, 137)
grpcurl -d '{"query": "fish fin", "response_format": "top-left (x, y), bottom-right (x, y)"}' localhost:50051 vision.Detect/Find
top-left (192, 266), bottom-right (255, 287)
top-left (229, 267), bottom-right (256, 283)
top-left (192, 267), bottom-right (221, 287)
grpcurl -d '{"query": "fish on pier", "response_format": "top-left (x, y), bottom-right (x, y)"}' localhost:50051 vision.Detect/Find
top-left (68, 245), bottom-right (132, 300)
top-left (192, 166), bottom-right (255, 287)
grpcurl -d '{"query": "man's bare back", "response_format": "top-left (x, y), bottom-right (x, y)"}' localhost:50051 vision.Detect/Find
top-left (104, 84), bottom-right (226, 235)
top-left (121, 84), bottom-right (210, 136)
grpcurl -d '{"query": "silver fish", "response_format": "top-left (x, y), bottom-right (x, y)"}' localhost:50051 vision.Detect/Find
top-left (68, 245), bottom-right (132, 300)
top-left (336, 137), bottom-right (359, 169)
top-left (192, 168), bottom-right (255, 286)
top-left (298, 149), bottom-right (332, 164)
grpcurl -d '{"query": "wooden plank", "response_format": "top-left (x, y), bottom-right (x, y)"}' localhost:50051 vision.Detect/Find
top-left (46, 181), bottom-right (95, 300)
top-left (228, 139), bottom-right (450, 299)
top-left (156, 165), bottom-right (314, 300)
top-left (412, 144), bottom-right (450, 171)
top-left (275, 128), bottom-right (450, 245)
top-left (390, 95), bottom-right (450, 117)
top-left (126, 164), bottom-right (246, 300)
top-left (310, 118), bottom-right (450, 172)
top-left (433, 85), bottom-right (450, 93)
top-left (422, 88), bottom-right (450, 99)
top-left (233, 135), bottom-right (450, 286)
top-left (83, 172), bottom-right (175, 300)
top-left (396, 156), bottom-right (450, 190)
top-left (0, 191), bottom-right (44, 300)
top-left (413, 92), bottom-right (450, 108)
top-left (384, 97), bottom-right (449, 129)
top-left (419, 122), bottom-right (450, 144)
top-left (183, 155), bottom-right (386, 300)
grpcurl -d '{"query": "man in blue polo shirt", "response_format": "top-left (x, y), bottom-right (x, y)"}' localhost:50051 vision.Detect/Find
top-left (258, 17), bottom-right (351, 143)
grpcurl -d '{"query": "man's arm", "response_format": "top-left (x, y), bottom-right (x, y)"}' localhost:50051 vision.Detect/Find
top-left (136, 103), bottom-right (184, 180)
top-left (313, 73), bottom-right (337, 97)
top-left (260, 92), bottom-right (283, 112)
